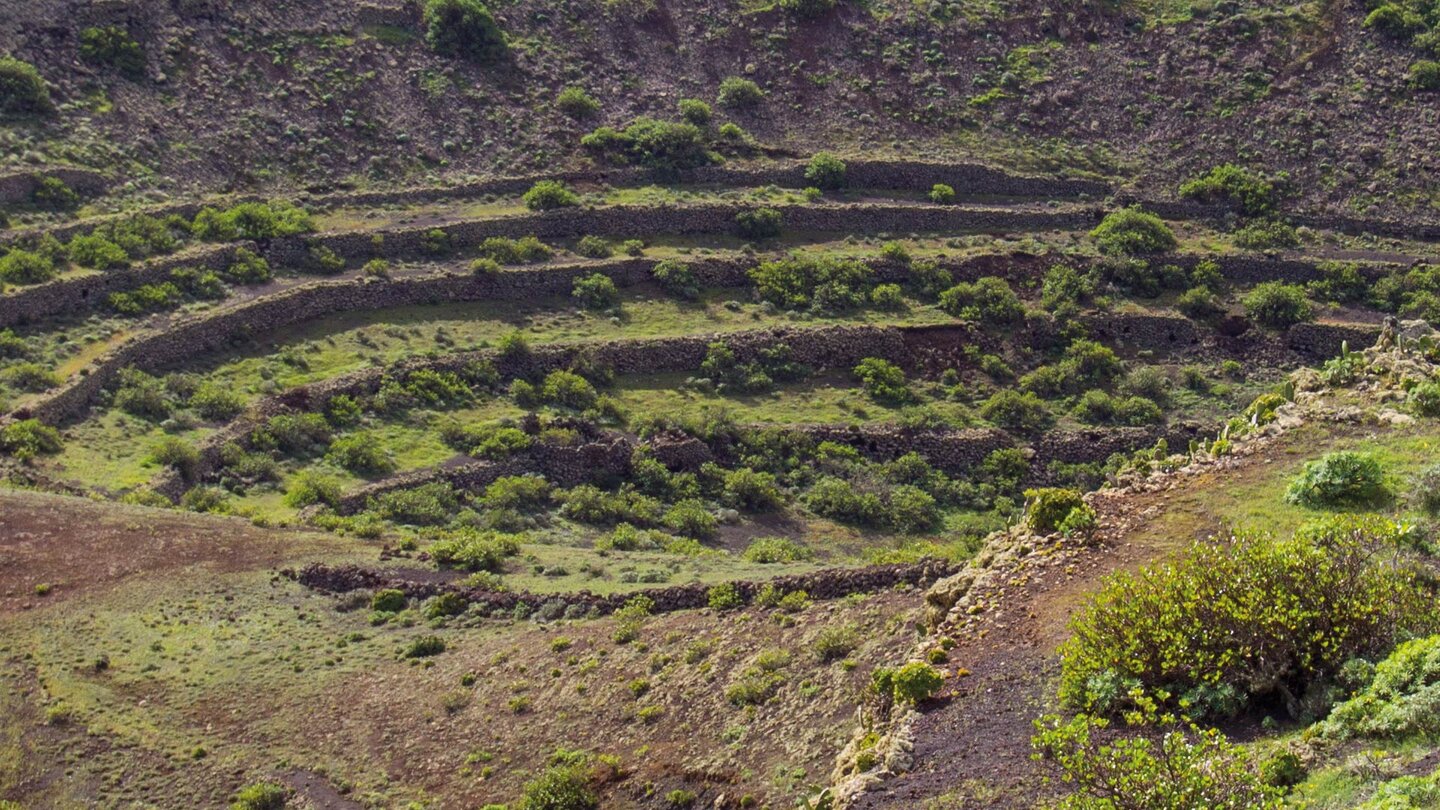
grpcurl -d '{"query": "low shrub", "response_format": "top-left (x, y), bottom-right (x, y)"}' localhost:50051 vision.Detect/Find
top-left (717, 77), bottom-right (764, 108)
top-left (369, 482), bottom-right (460, 525)
top-left (707, 582), bottom-right (743, 610)
top-left (556, 85), bottom-right (600, 119)
top-left (891, 661), bottom-right (944, 704)
top-left (805, 152), bottom-right (847, 190)
top-left (1411, 59), bottom-right (1440, 90)
top-left (283, 470), bottom-right (343, 508)
top-left (1178, 164), bottom-right (1279, 216)
top-left (230, 782), bottom-right (288, 810)
top-left (1059, 518), bottom-right (1436, 718)
top-left (149, 436), bottom-right (200, 477)
top-left (1176, 286), bottom-right (1224, 319)
top-left (1033, 713), bottom-right (1284, 809)
top-left (980, 390), bottom-right (1054, 433)
top-left (574, 235), bottom-right (613, 259)
top-left (572, 272), bottom-right (619, 309)
top-left (0, 250), bottom-right (55, 285)
top-left (423, 0), bottom-right (507, 62)
top-left (652, 259), bottom-right (699, 299)
top-left (523, 180), bottom-right (579, 211)
top-left (735, 207), bottom-right (783, 240)
top-left (1243, 281), bottom-right (1312, 328)
top-left (0, 419), bottom-right (62, 460)
top-left (68, 234), bottom-right (130, 270)
top-left (929, 183), bottom-right (956, 204)
top-left (1323, 634), bottom-right (1440, 740)
top-left (853, 357), bottom-right (911, 405)
top-left (325, 433), bottom-right (395, 476)
top-left (939, 277), bottom-right (1024, 323)
top-left (1090, 207), bottom-right (1176, 256)
top-left (581, 118), bottom-right (710, 171)
top-left (0, 57), bottom-right (51, 115)
top-left (742, 536), bottom-right (812, 563)
top-left (1285, 451), bottom-right (1390, 509)
top-left (404, 635), bottom-right (447, 658)
top-left (79, 26), bottom-right (146, 79)
top-left (678, 97), bottom-right (711, 124)
top-left (1234, 219), bottom-right (1299, 250)
top-left (750, 253), bottom-right (872, 311)
top-left (1023, 488), bottom-right (1093, 535)
top-left (192, 201), bottom-right (311, 241)
top-left (519, 759), bottom-right (598, 810)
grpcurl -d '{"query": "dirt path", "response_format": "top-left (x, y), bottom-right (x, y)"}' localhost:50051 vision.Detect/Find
top-left (851, 450), bottom-right (1278, 808)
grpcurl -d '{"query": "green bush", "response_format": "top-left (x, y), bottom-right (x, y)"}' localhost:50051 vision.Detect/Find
top-left (283, 470), bottom-right (343, 508)
top-left (805, 152), bottom-right (847, 190)
top-left (1033, 713), bottom-right (1283, 809)
top-left (749, 253), bottom-right (872, 311)
top-left (676, 97), bottom-right (712, 125)
top-left (0, 250), bottom-right (55, 285)
top-left (423, 0), bottom-right (507, 62)
top-left (431, 529), bottom-right (521, 572)
top-left (148, 436), bottom-right (200, 477)
top-left (1176, 286), bottom-right (1224, 319)
top-left (574, 235), bottom-right (613, 259)
top-left (325, 433), bottom-right (395, 476)
top-left (735, 207), bottom-right (783, 240)
top-left (717, 77), bottom-right (764, 108)
top-left (479, 235), bottom-right (552, 264)
top-left (1410, 381), bottom-right (1440, 417)
top-left (742, 536), bottom-right (813, 563)
top-left (1070, 390), bottom-right (1162, 427)
top-left (779, 0), bottom-right (836, 16)
top-left (192, 202), bottom-right (312, 241)
top-left (663, 499), bottom-right (717, 539)
top-left (1178, 164), bottom-right (1279, 216)
top-left (929, 183), bottom-right (956, 204)
top-left (581, 118), bottom-right (710, 171)
top-left (230, 782), bottom-right (288, 810)
top-left (114, 369), bottom-right (174, 420)
top-left (853, 357), bottom-right (911, 404)
top-left (723, 468), bottom-right (785, 511)
top-left (1284, 451), bottom-right (1390, 509)
top-left (811, 624), bottom-right (859, 661)
top-left (541, 369), bottom-right (600, 410)
top-left (1410, 59), bottom-right (1440, 89)
top-left (892, 661), bottom-right (944, 704)
top-left (1090, 207), bottom-right (1176, 256)
top-left (31, 177), bottom-right (78, 211)
top-left (556, 85), bottom-right (600, 119)
top-left (369, 482), bottom-right (460, 525)
top-left (403, 635), bottom-right (447, 658)
top-left (707, 582), bottom-right (743, 610)
top-left (572, 272), bottom-right (619, 310)
top-left (1, 362), bottom-right (60, 392)
top-left (0, 419), bottom-right (62, 460)
top-left (1039, 264), bottom-right (1095, 313)
top-left (1059, 518), bottom-right (1436, 718)
top-left (371, 589), bottom-right (407, 613)
top-left (1323, 634), bottom-right (1440, 740)
top-left (938, 277), bottom-right (1024, 323)
top-left (523, 180), bottom-right (579, 211)
top-left (225, 248), bottom-right (272, 284)
top-left (1243, 281), bottom-right (1312, 328)
top-left (1234, 219), bottom-right (1299, 250)
top-left (652, 259), bottom-right (699, 299)
top-left (980, 390), bottom-right (1054, 433)
top-left (0, 57), bottom-right (51, 115)
top-left (80, 26), bottom-right (146, 79)
top-left (253, 412), bottom-right (331, 456)
top-left (1023, 488), bottom-right (1093, 535)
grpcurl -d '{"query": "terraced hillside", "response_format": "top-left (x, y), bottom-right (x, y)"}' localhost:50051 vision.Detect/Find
top-left (2, 149), bottom-right (1440, 808)
top-left (4, 2), bottom-right (1440, 807)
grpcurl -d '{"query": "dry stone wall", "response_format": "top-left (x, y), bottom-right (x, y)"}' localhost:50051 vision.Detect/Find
top-left (293, 558), bottom-right (961, 618)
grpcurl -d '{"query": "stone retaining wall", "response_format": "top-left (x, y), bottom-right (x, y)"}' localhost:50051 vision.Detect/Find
top-left (292, 558), bottom-right (962, 618)
top-left (0, 242), bottom-right (248, 329)
top-left (0, 167), bottom-right (108, 206)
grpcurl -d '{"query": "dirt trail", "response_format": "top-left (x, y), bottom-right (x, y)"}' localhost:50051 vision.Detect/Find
top-left (851, 455), bottom-right (1270, 808)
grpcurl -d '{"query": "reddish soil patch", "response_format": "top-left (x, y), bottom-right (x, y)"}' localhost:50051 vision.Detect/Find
top-left (0, 488), bottom-right (341, 612)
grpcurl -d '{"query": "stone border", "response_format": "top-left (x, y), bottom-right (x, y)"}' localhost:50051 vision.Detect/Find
top-left (291, 557), bottom-right (962, 619)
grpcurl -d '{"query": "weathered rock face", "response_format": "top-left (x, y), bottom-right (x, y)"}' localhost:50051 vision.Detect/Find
top-left (291, 558), bottom-right (962, 617)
